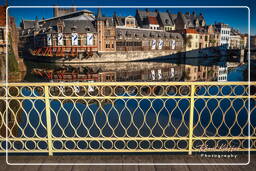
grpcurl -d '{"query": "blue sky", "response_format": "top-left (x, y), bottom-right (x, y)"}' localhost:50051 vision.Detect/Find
top-left (3, 0), bottom-right (255, 34)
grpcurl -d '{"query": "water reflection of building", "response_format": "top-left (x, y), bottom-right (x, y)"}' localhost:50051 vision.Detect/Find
top-left (28, 61), bottom-right (224, 82)
top-left (32, 68), bottom-right (116, 82)
top-left (184, 65), bottom-right (218, 81)
top-left (218, 65), bottom-right (228, 82)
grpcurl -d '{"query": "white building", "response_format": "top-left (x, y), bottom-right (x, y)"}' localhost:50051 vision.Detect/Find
top-left (215, 23), bottom-right (231, 49)
top-left (217, 65), bottom-right (228, 82)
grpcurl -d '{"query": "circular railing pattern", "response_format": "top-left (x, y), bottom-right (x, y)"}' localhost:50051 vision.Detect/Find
top-left (0, 82), bottom-right (255, 154)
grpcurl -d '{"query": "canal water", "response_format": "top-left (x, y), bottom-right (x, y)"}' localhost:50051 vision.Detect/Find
top-left (10, 57), bottom-right (254, 151)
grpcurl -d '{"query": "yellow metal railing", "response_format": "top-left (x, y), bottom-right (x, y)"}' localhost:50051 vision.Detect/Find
top-left (0, 82), bottom-right (255, 156)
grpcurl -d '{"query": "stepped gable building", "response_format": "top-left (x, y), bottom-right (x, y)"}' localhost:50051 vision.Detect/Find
top-left (135, 9), bottom-right (175, 31)
top-left (174, 11), bottom-right (206, 30)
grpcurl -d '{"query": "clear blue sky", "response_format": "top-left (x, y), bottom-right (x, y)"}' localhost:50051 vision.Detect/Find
top-left (3, 0), bottom-right (255, 35)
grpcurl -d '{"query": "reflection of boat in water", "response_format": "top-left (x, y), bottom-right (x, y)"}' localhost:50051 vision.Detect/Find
top-left (32, 68), bottom-right (116, 82)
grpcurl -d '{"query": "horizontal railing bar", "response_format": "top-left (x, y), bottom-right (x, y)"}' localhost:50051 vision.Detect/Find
top-left (0, 150), bottom-right (49, 153)
top-left (1, 81), bottom-right (256, 87)
top-left (1, 136), bottom-right (256, 141)
top-left (2, 149), bottom-right (255, 153)
top-left (51, 149), bottom-right (190, 152)
top-left (0, 137), bottom-right (188, 141)
top-left (1, 95), bottom-right (255, 100)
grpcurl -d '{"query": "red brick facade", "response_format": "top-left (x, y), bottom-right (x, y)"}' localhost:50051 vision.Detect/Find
top-left (0, 6), bottom-right (6, 27)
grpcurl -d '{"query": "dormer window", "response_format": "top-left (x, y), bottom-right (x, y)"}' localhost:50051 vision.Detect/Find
top-left (58, 26), bottom-right (63, 33)
top-left (71, 26), bottom-right (77, 32)
top-left (125, 16), bottom-right (136, 28)
top-left (165, 19), bottom-right (169, 24)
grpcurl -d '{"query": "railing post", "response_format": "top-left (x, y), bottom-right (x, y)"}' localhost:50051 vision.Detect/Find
top-left (44, 85), bottom-right (53, 156)
top-left (188, 84), bottom-right (195, 155)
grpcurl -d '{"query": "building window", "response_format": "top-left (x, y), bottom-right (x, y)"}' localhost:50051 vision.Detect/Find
top-left (106, 41), bottom-right (110, 48)
top-left (78, 38), bottom-right (81, 46)
top-left (0, 29), bottom-right (4, 40)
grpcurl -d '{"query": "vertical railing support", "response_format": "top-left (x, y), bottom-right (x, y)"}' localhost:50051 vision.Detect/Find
top-left (44, 85), bottom-right (53, 156)
top-left (188, 84), bottom-right (195, 155)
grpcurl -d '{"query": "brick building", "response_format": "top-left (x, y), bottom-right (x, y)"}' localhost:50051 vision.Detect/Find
top-left (0, 5), bottom-right (6, 54)
top-left (20, 8), bottom-right (184, 58)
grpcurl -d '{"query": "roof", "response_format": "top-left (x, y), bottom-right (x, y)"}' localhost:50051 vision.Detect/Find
top-left (46, 20), bottom-right (96, 33)
top-left (114, 16), bottom-right (125, 26)
top-left (38, 9), bottom-right (94, 24)
top-left (147, 16), bottom-right (158, 25)
top-left (176, 12), bottom-right (205, 28)
top-left (136, 9), bottom-right (157, 20)
top-left (21, 20), bottom-right (35, 29)
top-left (185, 29), bottom-right (198, 34)
top-left (158, 12), bottom-right (174, 26)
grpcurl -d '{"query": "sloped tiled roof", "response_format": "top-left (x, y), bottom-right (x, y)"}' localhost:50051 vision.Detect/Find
top-left (185, 29), bottom-right (198, 34)
top-left (158, 11), bottom-right (174, 26)
top-left (148, 16), bottom-right (158, 25)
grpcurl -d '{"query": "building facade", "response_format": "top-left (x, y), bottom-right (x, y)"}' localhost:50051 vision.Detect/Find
top-left (19, 8), bottom-right (247, 60)
top-left (20, 8), bottom-right (185, 58)
top-left (215, 23), bottom-right (231, 48)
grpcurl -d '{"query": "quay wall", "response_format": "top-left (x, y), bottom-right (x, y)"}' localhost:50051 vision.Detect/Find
top-left (26, 50), bottom-right (183, 63)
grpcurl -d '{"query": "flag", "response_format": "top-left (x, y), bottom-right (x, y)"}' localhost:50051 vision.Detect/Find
top-left (158, 40), bottom-right (163, 50)
top-left (152, 40), bottom-right (156, 50)
top-left (71, 33), bottom-right (78, 46)
top-left (171, 39), bottom-right (176, 50)
top-left (47, 34), bottom-right (52, 46)
top-left (58, 33), bottom-right (63, 46)
top-left (87, 33), bottom-right (93, 46)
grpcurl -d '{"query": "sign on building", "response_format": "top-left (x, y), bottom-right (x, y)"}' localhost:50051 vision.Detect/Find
top-left (87, 33), bottom-right (94, 46)
top-left (152, 40), bottom-right (156, 50)
top-left (47, 34), bottom-right (52, 46)
top-left (171, 39), bottom-right (176, 50)
top-left (57, 33), bottom-right (63, 46)
top-left (71, 33), bottom-right (78, 46)
top-left (158, 40), bottom-right (163, 50)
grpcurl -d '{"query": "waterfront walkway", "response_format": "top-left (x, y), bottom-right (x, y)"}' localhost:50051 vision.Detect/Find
top-left (0, 154), bottom-right (255, 171)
